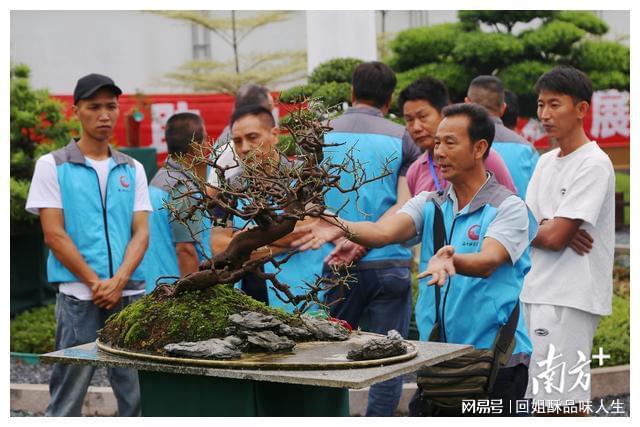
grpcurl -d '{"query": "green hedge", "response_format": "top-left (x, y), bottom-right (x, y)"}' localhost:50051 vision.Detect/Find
top-left (389, 23), bottom-right (463, 72)
top-left (556, 11), bottom-right (609, 35)
top-left (521, 21), bottom-right (585, 56)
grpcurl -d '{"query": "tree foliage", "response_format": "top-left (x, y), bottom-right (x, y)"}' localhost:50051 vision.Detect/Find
top-left (158, 11), bottom-right (306, 93)
top-left (556, 11), bottom-right (609, 35)
top-left (388, 11), bottom-right (628, 117)
top-left (165, 51), bottom-right (307, 94)
top-left (458, 10), bottom-right (556, 33)
top-left (388, 23), bottom-right (463, 72)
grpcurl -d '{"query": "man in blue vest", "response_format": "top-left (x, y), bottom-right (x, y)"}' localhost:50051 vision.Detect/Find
top-left (26, 73), bottom-right (151, 416)
top-left (143, 112), bottom-right (211, 292)
top-left (295, 103), bottom-right (535, 415)
top-left (210, 104), bottom-right (325, 312)
top-left (319, 61), bottom-right (421, 416)
top-left (465, 76), bottom-right (539, 199)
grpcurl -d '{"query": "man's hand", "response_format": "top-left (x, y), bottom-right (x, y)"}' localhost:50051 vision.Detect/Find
top-left (92, 277), bottom-right (125, 310)
top-left (417, 245), bottom-right (456, 286)
top-left (325, 238), bottom-right (368, 266)
top-left (568, 229), bottom-right (594, 256)
top-left (291, 217), bottom-right (346, 251)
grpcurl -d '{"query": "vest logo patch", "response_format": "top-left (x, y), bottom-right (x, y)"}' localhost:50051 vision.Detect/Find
top-left (119, 175), bottom-right (130, 189)
top-left (467, 224), bottom-right (480, 241)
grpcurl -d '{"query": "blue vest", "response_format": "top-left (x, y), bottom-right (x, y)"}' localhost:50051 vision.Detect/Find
top-left (415, 177), bottom-right (535, 357)
top-left (142, 161), bottom-right (212, 292)
top-left (322, 108), bottom-right (412, 265)
top-left (492, 119), bottom-right (540, 199)
top-left (46, 140), bottom-right (144, 287)
top-left (231, 205), bottom-right (326, 313)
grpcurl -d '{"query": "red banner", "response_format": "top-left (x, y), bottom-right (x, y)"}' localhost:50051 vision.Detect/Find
top-left (53, 93), bottom-right (292, 165)
top-left (516, 90), bottom-right (630, 150)
top-left (54, 89), bottom-right (630, 164)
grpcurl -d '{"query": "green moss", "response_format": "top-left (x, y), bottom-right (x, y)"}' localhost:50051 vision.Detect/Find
top-left (99, 284), bottom-right (298, 353)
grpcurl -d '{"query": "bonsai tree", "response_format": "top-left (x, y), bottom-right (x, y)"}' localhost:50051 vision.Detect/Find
top-left (388, 11), bottom-right (629, 116)
top-left (99, 101), bottom-right (394, 354)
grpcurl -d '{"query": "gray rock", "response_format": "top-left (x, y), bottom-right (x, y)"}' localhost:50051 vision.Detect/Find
top-left (387, 329), bottom-right (403, 341)
top-left (346, 336), bottom-right (408, 361)
top-left (164, 338), bottom-right (242, 360)
top-left (277, 323), bottom-right (314, 341)
top-left (228, 311), bottom-right (284, 331)
top-left (244, 330), bottom-right (296, 353)
top-left (301, 316), bottom-right (350, 341)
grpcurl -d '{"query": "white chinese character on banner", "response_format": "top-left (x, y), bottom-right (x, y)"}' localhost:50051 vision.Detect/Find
top-left (521, 118), bottom-right (546, 144)
top-left (151, 101), bottom-right (201, 154)
top-left (590, 90), bottom-right (630, 139)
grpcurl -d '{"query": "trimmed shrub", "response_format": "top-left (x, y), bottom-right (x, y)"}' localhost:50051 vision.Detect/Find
top-left (308, 57), bottom-right (363, 85)
top-left (452, 31), bottom-right (525, 71)
top-left (572, 40), bottom-right (630, 73)
top-left (521, 21), bottom-right (585, 57)
top-left (389, 23), bottom-right (464, 72)
top-left (396, 62), bottom-right (475, 104)
top-left (556, 11), bottom-right (609, 35)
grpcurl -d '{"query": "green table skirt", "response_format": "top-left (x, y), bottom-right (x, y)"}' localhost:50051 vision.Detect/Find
top-left (139, 371), bottom-right (350, 416)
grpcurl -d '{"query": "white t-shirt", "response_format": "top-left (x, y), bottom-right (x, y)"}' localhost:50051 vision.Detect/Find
top-left (26, 153), bottom-right (153, 300)
top-left (521, 141), bottom-right (615, 315)
top-left (207, 126), bottom-right (242, 187)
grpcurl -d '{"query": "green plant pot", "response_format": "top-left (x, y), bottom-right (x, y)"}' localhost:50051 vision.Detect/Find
top-left (10, 352), bottom-right (41, 365)
top-left (10, 224), bottom-right (55, 316)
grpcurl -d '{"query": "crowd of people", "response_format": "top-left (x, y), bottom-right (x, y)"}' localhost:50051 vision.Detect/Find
top-left (25, 62), bottom-right (615, 417)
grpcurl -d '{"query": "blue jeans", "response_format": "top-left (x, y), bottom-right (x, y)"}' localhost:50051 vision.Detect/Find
top-left (45, 293), bottom-right (141, 417)
top-left (324, 266), bottom-right (412, 416)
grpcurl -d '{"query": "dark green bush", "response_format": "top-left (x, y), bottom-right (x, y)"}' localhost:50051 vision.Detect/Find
top-left (389, 23), bottom-right (464, 72)
top-left (10, 177), bottom-right (36, 225)
top-left (572, 40), bottom-right (630, 73)
top-left (308, 57), bottom-right (363, 85)
top-left (311, 81), bottom-right (351, 108)
top-left (452, 31), bottom-right (525, 71)
top-left (395, 62), bottom-right (475, 104)
top-left (10, 304), bottom-right (56, 354)
top-left (278, 83), bottom-right (320, 104)
top-left (521, 21), bottom-right (585, 57)
top-left (556, 11), bottom-right (609, 35)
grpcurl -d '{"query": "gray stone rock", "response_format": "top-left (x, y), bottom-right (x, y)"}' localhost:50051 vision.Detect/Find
top-left (164, 338), bottom-right (242, 360)
top-left (387, 329), bottom-right (403, 341)
top-left (277, 323), bottom-right (314, 341)
top-left (244, 330), bottom-right (296, 352)
top-left (228, 311), bottom-right (284, 331)
top-left (346, 336), bottom-right (408, 361)
top-left (301, 316), bottom-right (350, 341)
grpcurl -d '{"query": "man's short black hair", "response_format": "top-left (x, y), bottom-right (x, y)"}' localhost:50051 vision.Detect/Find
top-left (230, 104), bottom-right (276, 130)
top-left (397, 77), bottom-right (450, 114)
top-left (441, 103), bottom-right (495, 159)
top-left (352, 61), bottom-right (397, 108)
top-left (534, 66), bottom-right (593, 104)
top-left (235, 84), bottom-right (271, 109)
top-left (165, 112), bottom-right (205, 156)
top-left (467, 75), bottom-right (505, 114)
top-left (502, 90), bottom-right (519, 129)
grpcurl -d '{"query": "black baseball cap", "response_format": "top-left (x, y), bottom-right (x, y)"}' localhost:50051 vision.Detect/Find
top-left (73, 73), bottom-right (122, 105)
